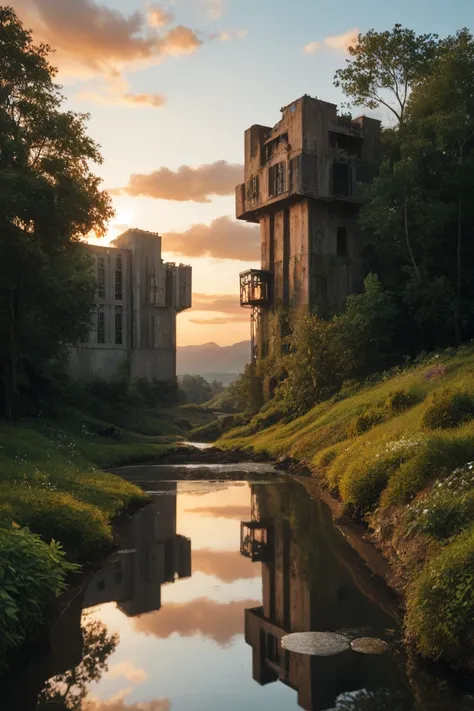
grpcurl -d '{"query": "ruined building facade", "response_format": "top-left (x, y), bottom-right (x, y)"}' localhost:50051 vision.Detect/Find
top-left (237, 95), bottom-right (380, 360)
top-left (69, 229), bottom-right (192, 382)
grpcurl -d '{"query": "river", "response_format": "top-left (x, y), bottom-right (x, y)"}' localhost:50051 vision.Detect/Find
top-left (2, 459), bottom-right (474, 711)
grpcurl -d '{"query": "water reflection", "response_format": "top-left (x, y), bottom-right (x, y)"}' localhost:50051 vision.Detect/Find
top-left (83, 482), bottom-right (191, 618)
top-left (2, 476), bottom-right (474, 711)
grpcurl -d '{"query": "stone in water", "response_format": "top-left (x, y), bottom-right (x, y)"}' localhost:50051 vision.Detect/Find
top-left (350, 637), bottom-right (390, 655)
top-left (281, 632), bottom-right (350, 656)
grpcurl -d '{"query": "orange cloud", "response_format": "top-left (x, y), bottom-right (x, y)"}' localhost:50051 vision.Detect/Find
top-left (303, 28), bottom-right (359, 54)
top-left (162, 216), bottom-right (260, 261)
top-left (115, 161), bottom-right (243, 203)
top-left (188, 293), bottom-right (247, 325)
top-left (85, 693), bottom-right (171, 711)
top-left (193, 549), bottom-right (260, 583)
top-left (147, 6), bottom-right (174, 28)
top-left (78, 90), bottom-right (166, 108)
top-left (108, 661), bottom-right (148, 684)
top-left (185, 505), bottom-right (251, 519)
top-left (10, 0), bottom-right (202, 76)
top-left (134, 597), bottom-right (260, 645)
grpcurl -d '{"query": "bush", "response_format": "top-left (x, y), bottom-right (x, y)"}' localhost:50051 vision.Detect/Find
top-left (383, 433), bottom-right (474, 506)
top-left (3, 487), bottom-right (113, 561)
top-left (0, 527), bottom-right (76, 672)
top-left (338, 449), bottom-right (408, 515)
top-left (421, 388), bottom-right (474, 429)
top-left (347, 407), bottom-right (385, 437)
top-left (385, 387), bottom-right (422, 413)
top-left (405, 526), bottom-right (474, 665)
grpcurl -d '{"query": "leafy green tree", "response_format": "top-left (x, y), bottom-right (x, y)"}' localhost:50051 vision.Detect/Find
top-left (334, 24), bottom-right (439, 125)
top-left (227, 363), bottom-right (264, 415)
top-left (360, 29), bottom-right (474, 348)
top-left (179, 374), bottom-right (213, 404)
top-left (0, 8), bottom-right (113, 417)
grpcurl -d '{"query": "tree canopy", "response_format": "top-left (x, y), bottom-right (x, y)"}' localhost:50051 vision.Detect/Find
top-left (0, 7), bottom-right (113, 417)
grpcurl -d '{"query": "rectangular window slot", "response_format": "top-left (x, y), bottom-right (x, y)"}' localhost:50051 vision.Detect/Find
top-left (333, 162), bottom-right (352, 197)
top-left (115, 255), bottom-right (123, 301)
top-left (268, 162), bottom-right (286, 198)
top-left (97, 304), bottom-right (105, 344)
top-left (337, 226), bottom-right (348, 257)
top-left (97, 257), bottom-right (105, 299)
top-left (115, 305), bottom-right (123, 345)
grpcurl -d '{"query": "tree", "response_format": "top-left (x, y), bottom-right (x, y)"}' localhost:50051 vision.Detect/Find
top-left (359, 29), bottom-right (474, 348)
top-left (334, 25), bottom-right (439, 125)
top-left (37, 613), bottom-right (118, 710)
top-left (0, 8), bottom-right (113, 417)
top-left (179, 374), bottom-right (213, 404)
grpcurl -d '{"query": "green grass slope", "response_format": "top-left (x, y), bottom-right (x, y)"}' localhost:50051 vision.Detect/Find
top-left (218, 346), bottom-right (474, 669)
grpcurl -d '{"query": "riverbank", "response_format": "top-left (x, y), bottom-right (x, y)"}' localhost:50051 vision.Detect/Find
top-left (0, 403), bottom-right (216, 671)
top-left (217, 345), bottom-right (474, 670)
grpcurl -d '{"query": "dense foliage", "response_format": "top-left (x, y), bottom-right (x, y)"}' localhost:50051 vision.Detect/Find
top-left (0, 8), bottom-right (112, 418)
top-left (178, 374), bottom-right (223, 405)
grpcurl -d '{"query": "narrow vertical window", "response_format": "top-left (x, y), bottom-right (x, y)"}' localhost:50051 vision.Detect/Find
top-left (97, 257), bottom-right (105, 299)
top-left (337, 226), bottom-right (347, 257)
top-left (115, 305), bottom-right (123, 345)
top-left (115, 255), bottom-right (123, 301)
top-left (97, 304), bottom-right (105, 344)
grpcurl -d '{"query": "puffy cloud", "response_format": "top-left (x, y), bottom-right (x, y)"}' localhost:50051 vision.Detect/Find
top-left (192, 293), bottom-right (240, 311)
top-left (303, 28), bottom-right (359, 54)
top-left (134, 597), bottom-right (260, 646)
top-left (218, 29), bottom-right (248, 41)
top-left (116, 161), bottom-right (243, 203)
top-left (206, 0), bottom-right (223, 19)
top-left (85, 690), bottom-right (170, 711)
top-left (108, 661), bottom-right (148, 684)
top-left (162, 216), bottom-right (260, 261)
top-left (193, 549), bottom-right (259, 583)
top-left (147, 6), bottom-right (174, 27)
top-left (10, 0), bottom-right (202, 76)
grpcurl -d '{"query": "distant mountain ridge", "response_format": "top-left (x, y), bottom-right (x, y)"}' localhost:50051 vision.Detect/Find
top-left (177, 341), bottom-right (251, 376)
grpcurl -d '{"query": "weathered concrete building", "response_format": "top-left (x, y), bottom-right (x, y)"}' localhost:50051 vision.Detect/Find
top-left (70, 228), bottom-right (192, 382)
top-left (237, 95), bottom-right (381, 360)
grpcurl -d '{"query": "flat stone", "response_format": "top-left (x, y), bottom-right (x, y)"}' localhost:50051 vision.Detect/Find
top-left (350, 637), bottom-right (390, 655)
top-left (281, 632), bottom-right (350, 656)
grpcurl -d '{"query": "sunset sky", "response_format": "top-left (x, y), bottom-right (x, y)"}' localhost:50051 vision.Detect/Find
top-left (12, 0), bottom-right (474, 345)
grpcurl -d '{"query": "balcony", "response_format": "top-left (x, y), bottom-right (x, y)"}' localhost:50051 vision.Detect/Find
top-left (240, 521), bottom-right (272, 562)
top-left (240, 270), bottom-right (271, 307)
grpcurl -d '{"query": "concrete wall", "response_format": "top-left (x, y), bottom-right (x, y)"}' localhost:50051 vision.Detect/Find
top-left (69, 230), bottom-right (191, 383)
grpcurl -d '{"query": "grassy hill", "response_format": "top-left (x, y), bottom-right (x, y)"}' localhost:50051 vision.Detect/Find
top-left (218, 345), bottom-right (474, 669)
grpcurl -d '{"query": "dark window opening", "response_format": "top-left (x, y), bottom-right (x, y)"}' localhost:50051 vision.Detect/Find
top-left (97, 304), bottom-right (105, 344)
top-left (246, 175), bottom-right (259, 202)
top-left (329, 131), bottom-right (362, 157)
top-left (264, 133), bottom-right (288, 162)
top-left (268, 162), bottom-right (286, 198)
top-left (97, 257), bottom-right (105, 299)
top-left (333, 162), bottom-right (352, 197)
top-left (115, 255), bottom-right (123, 300)
top-left (115, 305), bottom-right (123, 345)
top-left (337, 227), bottom-right (347, 257)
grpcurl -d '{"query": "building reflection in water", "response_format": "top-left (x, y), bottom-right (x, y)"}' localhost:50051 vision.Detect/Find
top-left (84, 482), bottom-right (191, 616)
top-left (241, 482), bottom-right (404, 711)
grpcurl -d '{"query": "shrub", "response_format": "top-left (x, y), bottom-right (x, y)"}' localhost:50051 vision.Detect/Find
top-left (421, 388), bottom-right (474, 430)
top-left (0, 527), bottom-right (77, 672)
top-left (404, 464), bottom-right (474, 541)
top-left (338, 449), bottom-right (408, 515)
top-left (383, 433), bottom-right (474, 506)
top-left (3, 487), bottom-right (113, 561)
top-left (405, 526), bottom-right (474, 665)
top-left (347, 407), bottom-right (385, 437)
top-left (385, 387), bottom-right (422, 413)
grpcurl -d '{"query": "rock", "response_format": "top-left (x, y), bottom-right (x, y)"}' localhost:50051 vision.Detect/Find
top-left (350, 637), bottom-right (390, 655)
top-left (281, 632), bottom-right (350, 656)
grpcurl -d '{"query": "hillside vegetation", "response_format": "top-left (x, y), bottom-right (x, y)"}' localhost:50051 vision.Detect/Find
top-left (218, 346), bottom-right (474, 668)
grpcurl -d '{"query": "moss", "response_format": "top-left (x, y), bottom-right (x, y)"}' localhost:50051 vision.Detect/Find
top-left (347, 407), bottom-right (386, 437)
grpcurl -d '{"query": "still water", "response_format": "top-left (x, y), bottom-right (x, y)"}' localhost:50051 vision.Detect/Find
top-left (4, 466), bottom-right (474, 711)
